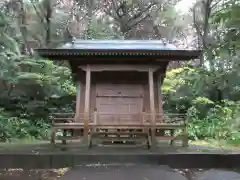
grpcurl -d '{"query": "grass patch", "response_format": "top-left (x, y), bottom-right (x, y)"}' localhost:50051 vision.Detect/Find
top-left (0, 139), bottom-right (50, 153)
top-left (190, 139), bottom-right (240, 151)
top-left (0, 139), bottom-right (48, 147)
top-left (0, 139), bottom-right (239, 154)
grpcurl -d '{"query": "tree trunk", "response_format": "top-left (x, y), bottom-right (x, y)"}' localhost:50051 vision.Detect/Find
top-left (19, 0), bottom-right (32, 55)
top-left (45, 0), bottom-right (52, 46)
top-left (85, 0), bottom-right (94, 39)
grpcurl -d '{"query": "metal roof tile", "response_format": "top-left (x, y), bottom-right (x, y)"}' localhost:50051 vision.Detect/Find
top-left (59, 40), bottom-right (178, 50)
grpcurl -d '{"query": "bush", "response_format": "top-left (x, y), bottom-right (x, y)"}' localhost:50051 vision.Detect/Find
top-left (163, 66), bottom-right (240, 143)
top-left (0, 108), bottom-right (50, 142)
top-left (187, 100), bottom-right (240, 141)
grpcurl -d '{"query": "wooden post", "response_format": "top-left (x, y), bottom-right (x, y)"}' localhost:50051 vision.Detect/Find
top-left (149, 68), bottom-right (156, 148)
top-left (75, 81), bottom-right (81, 122)
top-left (93, 109), bottom-right (97, 132)
top-left (183, 118), bottom-right (189, 147)
top-left (51, 128), bottom-right (56, 146)
top-left (84, 65), bottom-right (91, 144)
top-left (157, 74), bottom-right (164, 123)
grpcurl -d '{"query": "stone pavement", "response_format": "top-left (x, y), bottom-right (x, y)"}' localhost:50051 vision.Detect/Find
top-left (195, 169), bottom-right (240, 180)
top-left (59, 164), bottom-right (240, 180)
top-left (59, 164), bottom-right (187, 180)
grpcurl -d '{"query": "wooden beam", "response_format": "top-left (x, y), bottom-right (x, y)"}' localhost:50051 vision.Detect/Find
top-left (75, 81), bottom-right (81, 122)
top-left (84, 65), bottom-right (91, 143)
top-left (78, 65), bottom-right (161, 72)
top-left (149, 68), bottom-right (156, 148)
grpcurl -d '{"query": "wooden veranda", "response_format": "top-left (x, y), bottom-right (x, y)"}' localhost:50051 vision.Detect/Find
top-left (50, 112), bottom-right (187, 148)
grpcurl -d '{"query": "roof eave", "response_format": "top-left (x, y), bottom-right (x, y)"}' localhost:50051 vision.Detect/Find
top-left (35, 48), bottom-right (201, 61)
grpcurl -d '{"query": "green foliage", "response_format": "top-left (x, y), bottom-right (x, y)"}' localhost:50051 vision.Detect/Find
top-left (0, 15), bottom-right (75, 141)
top-left (211, 3), bottom-right (240, 54)
top-left (187, 100), bottom-right (240, 141)
top-left (0, 109), bottom-right (50, 142)
top-left (163, 63), bottom-right (240, 142)
top-left (0, 44), bottom-right (75, 142)
top-left (163, 0), bottom-right (240, 141)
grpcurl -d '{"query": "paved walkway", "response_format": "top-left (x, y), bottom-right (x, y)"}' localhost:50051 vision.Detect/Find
top-left (195, 169), bottom-right (240, 180)
top-left (59, 164), bottom-right (240, 180)
top-left (59, 165), bottom-right (188, 180)
top-left (0, 165), bottom-right (239, 180)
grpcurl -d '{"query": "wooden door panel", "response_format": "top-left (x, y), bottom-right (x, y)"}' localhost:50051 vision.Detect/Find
top-left (96, 84), bottom-right (143, 97)
top-left (96, 97), bottom-right (143, 124)
top-left (96, 83), bottom-right (143, 125)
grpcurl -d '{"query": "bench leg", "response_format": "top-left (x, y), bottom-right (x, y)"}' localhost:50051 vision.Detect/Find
top-left (151, 133), bottom-right (157, 149)
top-left (182, 137), bottom-right (188, 147)
top-left (88, 134), bottom-right (92, 149)
top-left (170, 130), bottom-right (174, 146)
top-left (62, 130), bottom-right (67, 145)
top-left (182, 123), bottom-right (188, 147)
top-left (147, 133), bottom-right (151, 149)
top-left (51, 128), bottom-right (56, 145)
top-left (149, 128), bottom-right (157, 149)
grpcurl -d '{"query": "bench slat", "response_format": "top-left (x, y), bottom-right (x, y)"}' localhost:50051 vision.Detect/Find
top-left (53, 118), bottom-right (75, 120)
top-left (51, 113), bottom-right (75, 116)
top-left (92, 132), bottom-right (147, 135)
top-left (56, 136), bottom-right (83, 140)
top-left (52, 123), bottom-right (185, 130)
top-left (99, 137), bottom-right (146, 141)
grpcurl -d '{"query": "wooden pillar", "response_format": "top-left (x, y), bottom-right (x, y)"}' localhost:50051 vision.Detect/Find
top-left (75, 81), bottom-right (81, 121)
top-left (157, 74), bottom-right (164, 122)
top-left (84, 65), bottom-right (91, 143)
top-left (149, 68), bottom-right (156, 148)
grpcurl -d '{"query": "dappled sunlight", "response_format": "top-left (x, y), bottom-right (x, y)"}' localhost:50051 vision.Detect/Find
top-left (0, 168), bottom-right (69, 180)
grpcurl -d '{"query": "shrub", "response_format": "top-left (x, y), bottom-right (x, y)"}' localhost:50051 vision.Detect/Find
top-left (0, 108), bottom-right (50, 142)
top-left (187, 99), bottom-right (240, 141)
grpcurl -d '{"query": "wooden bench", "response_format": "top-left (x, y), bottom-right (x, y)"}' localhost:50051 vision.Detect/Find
top-left (155, 122), bottom-right (187, 147)
top-left (142, 113), bottom-right (188, 147)
top-left (50, 113), bottom-right (85, 145)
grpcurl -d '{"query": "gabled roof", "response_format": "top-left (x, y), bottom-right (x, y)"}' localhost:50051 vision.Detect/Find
top-left (35, 40), bottom-right (201, 61)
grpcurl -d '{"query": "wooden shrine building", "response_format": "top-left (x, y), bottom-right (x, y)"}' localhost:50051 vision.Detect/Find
top-left (35, 40), bottom-right (201, 149)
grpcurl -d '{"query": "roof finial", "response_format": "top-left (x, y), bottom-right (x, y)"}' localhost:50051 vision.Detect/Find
top-left (162, 38), bottom-right (167, 46)
top-left (72, 36), bottom-right (76, 46)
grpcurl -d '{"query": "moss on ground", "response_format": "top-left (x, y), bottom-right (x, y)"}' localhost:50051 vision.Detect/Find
top-left (0, 168), bottom-right (69, 180)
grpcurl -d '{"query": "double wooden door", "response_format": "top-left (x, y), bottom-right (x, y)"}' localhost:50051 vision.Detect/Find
top-left (96, 84), bottom-right (143, 125)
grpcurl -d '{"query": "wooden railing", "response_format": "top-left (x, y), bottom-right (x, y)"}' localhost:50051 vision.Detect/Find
top-left (50, 112), bottom-right (186, 126)
top-left (50, 112), bottom-right (188, 148)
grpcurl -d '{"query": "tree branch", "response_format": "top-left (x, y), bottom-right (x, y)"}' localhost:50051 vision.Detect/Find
top-left (128, 13), bottom-right (150, 29)
top-left (128, 3), bottom-right (155, 23)
top-left (30, 1), bottom-right (48, 30)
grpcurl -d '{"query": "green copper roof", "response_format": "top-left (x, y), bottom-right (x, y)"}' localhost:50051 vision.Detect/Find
top-left (59, 40), bottom-right (178, 50)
